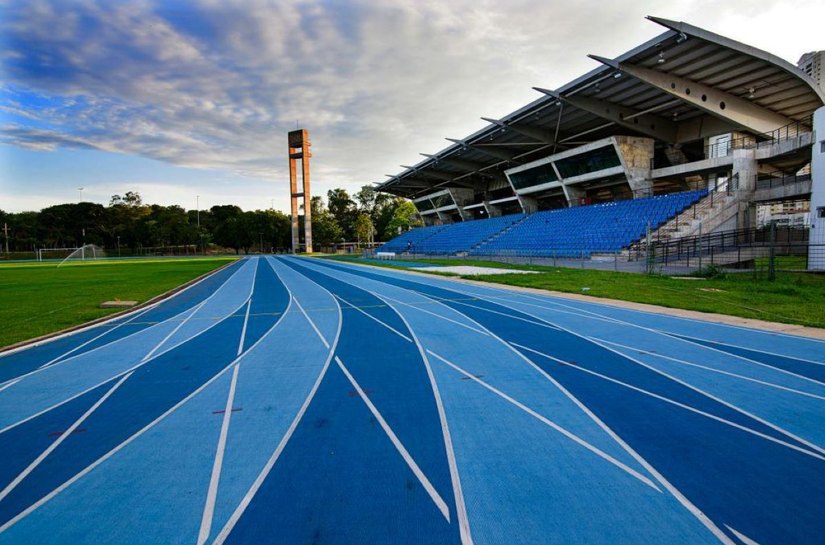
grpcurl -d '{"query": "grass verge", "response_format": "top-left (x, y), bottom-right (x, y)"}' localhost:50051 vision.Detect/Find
top-left (0, 257), bottom-right (237, 348)
top-left (324, 255), bottom-right (825, 329)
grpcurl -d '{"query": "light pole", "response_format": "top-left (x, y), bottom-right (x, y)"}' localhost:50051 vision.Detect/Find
top-left (78, 187), bottom-right (84, 202)
top-left (196, 195), bottom-right (201, 255)
top-left (117, 235), bottom-right (121, 257)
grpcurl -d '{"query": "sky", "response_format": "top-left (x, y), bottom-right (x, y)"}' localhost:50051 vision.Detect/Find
top-left (1, 0), bottom-right (823, 214)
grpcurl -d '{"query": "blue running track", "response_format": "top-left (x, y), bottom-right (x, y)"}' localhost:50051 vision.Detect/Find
top-left (0, 256), bottom-right (822, 545)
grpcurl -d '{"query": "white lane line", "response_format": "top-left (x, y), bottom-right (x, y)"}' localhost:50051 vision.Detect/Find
top-left (361, 275), bottom-right (737, 545)
top-left (0, 299), bottom-right (249, 438)
top-left (336, 355), bottom-right (451, 521)
top-left (594, 338), bottom-right (825, 401)
top-left (515, 294), bottom-right (825, 388)
top-left (212, 267), bottom-right (341, 545)
top-left (378, 293), bottom-right (489, 337)
top-left (37, 306), bottom-right (155, 370)
top-left (197, 363), bottom-right (241, 545)
top-left (141, 300), bottom-right (208, 362)
top-left (430, 295), bottom-right (560, 330)
top-left (725, 526), bottom-right (763, 545)
top-left (333, 293), bottom-right (413, 343)
top-left (0, 371), bottom-right (134, 503)
top-left (373, 291), bottom-right (474, 544)
top-left (670, 334), bottom-right (825, 367)
top-left (461, 289), bottom-right (825, 458)
top-left (0, 379), bottom-right (20, 394)
top-left (426, 349), bottom-right (659, 492)
top-left (511, 342), bottom-right (824, 461)
top-left (292, 297), bottom-right (329, 349)
top-left (0, 260), bottom-right (248, 388)
top-left (237, 300), bottom-right (252, 357)
top-left (0, 272), bottom-right (295, 536)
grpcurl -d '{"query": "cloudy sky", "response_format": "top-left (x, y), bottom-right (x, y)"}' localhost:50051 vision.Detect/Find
top-left (1, 0), bottom-right (823, 213)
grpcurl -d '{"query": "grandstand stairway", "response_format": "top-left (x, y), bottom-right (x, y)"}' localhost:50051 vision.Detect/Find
top-left (649, 190), bottom-right (739, 241)
top-left (471, 214), bottom-right (531, 253)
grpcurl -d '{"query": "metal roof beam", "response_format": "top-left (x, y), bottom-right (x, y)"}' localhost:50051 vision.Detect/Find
top-left (481, 117), bottom-right (554, 143)
top-left (534, 87), bottom-right (678, 142)
top-left (446, 138), bottom-right (522, 163)
top-left (419, 153), bottom-right (488, 172)
top-left (589, 55), bottom-right (804, 134)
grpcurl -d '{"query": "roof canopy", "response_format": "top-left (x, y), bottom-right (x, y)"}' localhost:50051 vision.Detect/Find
top-left (378, 17), bottom-right (824, 199)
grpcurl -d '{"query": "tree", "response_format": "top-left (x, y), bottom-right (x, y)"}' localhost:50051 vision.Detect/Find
top-left (327, 188), bottom-right (356, 240)
top-left (310, 196), bottom-right (344, 247)
top-left (383, 200), bottom-right (422, 240)
top-left (354, 213), bottom-right (375, 247)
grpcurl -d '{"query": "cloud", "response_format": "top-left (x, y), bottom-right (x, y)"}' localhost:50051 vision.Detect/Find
top-left (1, 0), bottom-right (823, 210)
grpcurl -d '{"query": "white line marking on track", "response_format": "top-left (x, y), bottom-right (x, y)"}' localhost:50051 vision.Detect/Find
top-left (514, 294), bottom-right (825, 388)
top-left (292, 297), bottom-right (329, 349)
top-left (197, 363), bottom-right (241, 545)
top-left (458, 289), bottom-right (825, 458)
top-left (593, 338), bottom-right (825, 400)
top-left (237, 300), bottom-right (252, 356)
top-left (333, 293), bottom-right (413, 342)
top-left (426, 349), bottom-right (660, 491)
top-left (668, 334), bottom-right (825, 367)
top-left (141, 300), bottom-right (207, 362)
top-left (373, 291), bottom-right (474, 544)
top-left (37, 306), bottom-right (155, 370)
top-left (212, 262), bottom-right (340, 545)
top-left (511, 342), bottom-right (824, 461)
top-left (0, 266), bottom-right (294, 536)
top-left (336, 355), bottom-right (451, 521)
top-left (0, 371), bottom-right (133, 503)
top-left (0, 298), bottom-right (250, 438)
top-left (378, 293), bottom-right (489, 337)
top-left (725, 526), bottom-right (763, 545)
top-left (0, 379), bottom-right (20, 394)
top-left (346, 270), bottom-right (738, 545)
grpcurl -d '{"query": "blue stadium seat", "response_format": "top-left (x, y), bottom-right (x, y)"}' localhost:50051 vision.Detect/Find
top-left (379, 190), bottom-right (706, 257)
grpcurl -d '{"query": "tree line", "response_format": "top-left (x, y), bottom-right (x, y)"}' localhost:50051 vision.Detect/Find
top-left (0, 186), bottom-right (421, 255)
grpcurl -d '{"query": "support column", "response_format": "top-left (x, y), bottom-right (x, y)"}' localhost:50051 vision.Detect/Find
top-left (732, 147), bottom-right (758, 229)
top-left (561, 184), bottom-right (585, 206)
top-left (809, 106), bottom-right (825, 270)
top-left (518, 195), bottom-right (538, 213)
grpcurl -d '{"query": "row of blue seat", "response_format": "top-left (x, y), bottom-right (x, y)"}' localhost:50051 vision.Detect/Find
top-left (379, 190), bottom-right (707, 256)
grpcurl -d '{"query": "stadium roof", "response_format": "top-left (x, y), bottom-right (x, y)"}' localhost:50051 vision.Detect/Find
top-left (377, 16), bottom-right (825, 199)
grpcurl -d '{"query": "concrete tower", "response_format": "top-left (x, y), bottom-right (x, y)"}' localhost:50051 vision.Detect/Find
top-left (288, 129), bottom-right (312, 253)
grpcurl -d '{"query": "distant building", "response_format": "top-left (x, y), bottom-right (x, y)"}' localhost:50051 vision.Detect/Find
top-left (798, 51), bottom-right (824, 91)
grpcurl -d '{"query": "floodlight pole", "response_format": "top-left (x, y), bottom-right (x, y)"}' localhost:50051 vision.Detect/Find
top-left (117, 235), bottom-right (121, 257)
top-left (78, 187), bottom-right (84, 202)
top-left (196, 195), bottom-right (202, 254)
top-left (3, 222), bottom-right (8, 254)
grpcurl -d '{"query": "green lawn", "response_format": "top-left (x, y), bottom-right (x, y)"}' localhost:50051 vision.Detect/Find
top-left (324, 255), bottom-right (825, 329)
top-left (0, 257), bottom-right (237, 348)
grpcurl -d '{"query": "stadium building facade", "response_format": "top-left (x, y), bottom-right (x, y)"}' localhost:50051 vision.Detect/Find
top-left (376, 17), bottom-right (825, 268)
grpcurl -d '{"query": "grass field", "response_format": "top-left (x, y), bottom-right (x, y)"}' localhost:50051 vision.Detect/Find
top-left (0, 257), bottom-right (237, 348)
top-left (325, 255), bottom-right (825, 329)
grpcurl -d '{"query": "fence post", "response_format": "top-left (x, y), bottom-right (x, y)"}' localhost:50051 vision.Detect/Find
top-left (768, 221), bottom-right (776, 281)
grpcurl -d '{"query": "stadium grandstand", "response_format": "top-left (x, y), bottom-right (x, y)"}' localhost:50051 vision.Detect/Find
top-left (375, 17), bottom-right (825, 269)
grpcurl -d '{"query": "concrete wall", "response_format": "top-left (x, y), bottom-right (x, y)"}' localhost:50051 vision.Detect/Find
top-left (809, 106), bottom-right (825, 269)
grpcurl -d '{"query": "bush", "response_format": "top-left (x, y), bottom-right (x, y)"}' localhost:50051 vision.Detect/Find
top-left (691, 264), bottom-right (727, 279)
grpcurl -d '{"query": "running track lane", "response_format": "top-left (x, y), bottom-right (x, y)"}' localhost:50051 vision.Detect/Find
top-left (299, 256), bottom-right (825, 545)
top-left (0, 255), bottom-right (822, 545)
top-left (0, 257), bottom-right (289, 530)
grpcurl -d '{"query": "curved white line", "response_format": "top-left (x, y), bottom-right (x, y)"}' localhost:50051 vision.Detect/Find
top-left (0, 262), bottom-right (295, 536)
top-left (211, 256), bottom-right (342, 545)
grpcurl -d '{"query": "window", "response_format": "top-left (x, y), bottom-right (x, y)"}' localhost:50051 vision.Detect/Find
top-left (818, 207), bottom-right (825, 219)
top-left (509, 163), bottom-right (558, 190)
top-left (555, 146), bottom-right (622, 178)
top-left (820, 140), bottom-right (825, 153)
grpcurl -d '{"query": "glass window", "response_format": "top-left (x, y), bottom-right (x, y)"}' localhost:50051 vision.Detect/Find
top-left (554, 146), bottom-right (622, 178)
top-left (431, 193), bottom-right (455, 209)
top-left (415, 199), bottom-right (434, 212)
top-left (509, 163), bottom-right (558, 190)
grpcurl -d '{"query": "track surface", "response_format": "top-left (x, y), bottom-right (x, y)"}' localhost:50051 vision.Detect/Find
top-left (0, 256), bottom-right (822, 545)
